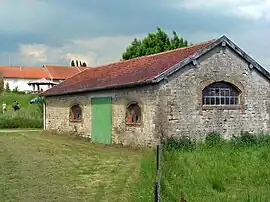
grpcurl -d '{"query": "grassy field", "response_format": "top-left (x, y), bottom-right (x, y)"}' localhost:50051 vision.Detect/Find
top-left (159, 135), bottom-right (270, 202)
top-left (0, 131), bottom-right (155, 202)
top-left (2, 130), bottom-right (270, 202)
top-left (0, 92), bottom-right (42, 128)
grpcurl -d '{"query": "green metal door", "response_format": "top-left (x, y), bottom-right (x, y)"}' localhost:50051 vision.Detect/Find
top-left (91, 97), bottom-right (112, 144)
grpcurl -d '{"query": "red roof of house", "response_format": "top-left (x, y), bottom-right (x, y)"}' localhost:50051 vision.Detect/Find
top-left (43, 65), bottom-right (88, 80)
top-left (42, 39), bottom-right (215, 96)
top-left (0, 66), bottom-right (49, 79)
top-left (0, 65), bottom-right (88, 80)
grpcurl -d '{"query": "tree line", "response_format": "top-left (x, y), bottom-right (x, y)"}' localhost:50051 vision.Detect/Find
top-left (71, 60), bottom-right (87, 67)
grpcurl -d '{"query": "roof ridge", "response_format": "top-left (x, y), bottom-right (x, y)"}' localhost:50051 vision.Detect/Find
top-left (44, 64), bottom-right (87, 69)
top-left (44, 64), bottom-right (69, 67)
top-left (0, 65), bottom-right (41, 68)
top-left (92, 39), bottom-right (216, 69)
top-left (74, 65), bottom-right (81, 72)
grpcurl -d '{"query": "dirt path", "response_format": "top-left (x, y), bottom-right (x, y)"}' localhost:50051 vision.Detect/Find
top-left (0, 129), bottom-right (42, 133)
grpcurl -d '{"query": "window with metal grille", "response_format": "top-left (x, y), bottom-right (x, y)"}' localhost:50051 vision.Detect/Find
top-left (202, 82), bottom-right (240, 106)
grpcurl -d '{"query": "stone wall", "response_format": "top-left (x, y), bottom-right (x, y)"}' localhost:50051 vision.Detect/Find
top-left (160, 45), bottom-right (270, 139)
top-left (45, 94), bottom-right (91, 138)
top-left (45, 86), bottom-right (160, 147)
top-left (45, 44), bottom-right (270, 146)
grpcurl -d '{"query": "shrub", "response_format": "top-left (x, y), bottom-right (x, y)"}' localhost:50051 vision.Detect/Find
top-left (256, 134), bottom-right (270, 146)
top-left (5, 82), bottom-right (10, 92)
top-left (0, 72), bottom-right (3, 94)
top-left (12, 86), bottom-right (19, 93)
top-left (11, 90), bottom-right (26, 95)
top-left (230, 131), bottom-right (258, 147)
top-left (163, 136), bottom-right (196, 151)
top-left (0, 116), bottom-right (42, 128)
top-left (205, 132), bottom-right (223, 147)
top-left (0, 110), bottom-right (42, 129)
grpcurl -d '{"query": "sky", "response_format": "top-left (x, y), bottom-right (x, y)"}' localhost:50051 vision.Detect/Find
top-left (1, 0), bottom-right (270, 69)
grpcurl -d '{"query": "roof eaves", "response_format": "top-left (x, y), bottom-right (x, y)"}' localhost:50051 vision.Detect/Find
top-left (42, 80), bottom-right (155, 97)
top-left (223, 36), bottom-right (270, 81)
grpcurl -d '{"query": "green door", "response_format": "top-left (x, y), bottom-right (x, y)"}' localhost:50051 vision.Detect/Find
top-left (91, 97), bottom-right (112, 144)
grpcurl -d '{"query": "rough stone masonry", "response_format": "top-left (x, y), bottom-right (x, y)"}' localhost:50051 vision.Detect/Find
top-left (45, 45), bottom-right (270, 147)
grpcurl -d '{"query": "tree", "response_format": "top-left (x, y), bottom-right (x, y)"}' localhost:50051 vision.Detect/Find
top-left (5, 82), bottom-right (10, 92)
top-left (122, 27), bottom-right (192, 60)
top-left (0, 72), bottom-right (3, 94)
top-left (13, 86), bottom-right (19, 93)
top-left (71, 60), bottom-right (75, 66)
top-left (71, 60), bottom-right (87, 67)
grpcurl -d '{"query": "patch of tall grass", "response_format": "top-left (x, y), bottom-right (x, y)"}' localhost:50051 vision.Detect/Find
top-left (0, 92), bottom-right (43, 128)
top-left (158, 132), bottom-right (270, 201)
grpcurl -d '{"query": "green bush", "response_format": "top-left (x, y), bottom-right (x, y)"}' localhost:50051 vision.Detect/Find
top-left (5, 82), bottom-right (10, 92)
top-left (163, 132), bottom-right (270, 152)
top-left (0, 116), bottom-right (42, 128)
top-left (163, 136), bottom-right (196, 151)
top-left (205, 132), bottom-right (223, 147)
top-left (233, 131), bottom-right (257, 146)
top-left (0, 109), bottom-right (42, 129)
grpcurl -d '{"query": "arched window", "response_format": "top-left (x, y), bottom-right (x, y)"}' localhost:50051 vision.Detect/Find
top-left (126, 102), bottom-right (141, 125)
top-left (70, 104), bottom-right (82, 121)
top-left (202, 82), bottom-right (240, 105)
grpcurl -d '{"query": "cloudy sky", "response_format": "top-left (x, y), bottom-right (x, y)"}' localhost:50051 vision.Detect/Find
top-left (1, 0), bottom-right (270, 69)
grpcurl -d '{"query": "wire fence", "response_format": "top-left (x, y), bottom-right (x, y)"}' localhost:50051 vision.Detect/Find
top-left (154, 143), bottom-right (187, 202)
top-left (154, 144), bottom-right (162, 202)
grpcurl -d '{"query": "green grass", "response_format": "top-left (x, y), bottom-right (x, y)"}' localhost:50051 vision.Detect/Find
top-left (160, 134), bottom-right (270, 202)
top-left (3, 130), bottom-right (270, 202)
top-left (0, 92), bottom-right (42, 128)
top-left (0, 131), bottom-right (155, 202)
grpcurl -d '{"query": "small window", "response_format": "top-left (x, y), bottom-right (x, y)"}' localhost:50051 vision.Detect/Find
top-left (202, 82), bottom-right (240, 106)
top-left (126, 102), bottom-right (141, 125)
top-left (70, 104), bottom-right (82, 121)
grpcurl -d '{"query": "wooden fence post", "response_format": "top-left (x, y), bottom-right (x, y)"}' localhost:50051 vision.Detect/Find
top-left (180, 191), bottom-right (187, 202)
top-left (154, 145), bottom-right (160, 202)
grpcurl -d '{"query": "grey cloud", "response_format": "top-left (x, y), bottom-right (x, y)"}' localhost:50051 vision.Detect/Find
top-left (0, 0), bottom-right (269, 68)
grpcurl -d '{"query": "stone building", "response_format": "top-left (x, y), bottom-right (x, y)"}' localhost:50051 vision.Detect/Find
top-left (42, 35), bottom-right (270, 147)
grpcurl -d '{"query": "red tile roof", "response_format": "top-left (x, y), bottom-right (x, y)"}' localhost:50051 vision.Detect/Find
top-left (42, 39), bottom-right (215, 96)
top-left (0, 66), bottom-right (49, 79)
top-left (43, 65), bottom-right (88, 80)
top-left (0, 65), bottom-right (89, 80)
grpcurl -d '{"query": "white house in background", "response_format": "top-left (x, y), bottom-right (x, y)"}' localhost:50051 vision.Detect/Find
top-left (27, 78), bottom-right (59, 93)
top-left (0, 65), bottom-right (88, 93)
